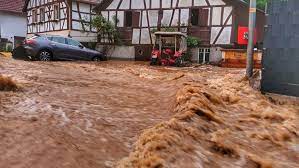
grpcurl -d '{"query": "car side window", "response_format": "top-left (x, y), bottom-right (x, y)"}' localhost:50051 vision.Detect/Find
top-left (52, 37), bottom-right (66, 44)
top-left (47, 36), bottom-right (53, 41)
top-left (66, 39), bottom-right (81, 47)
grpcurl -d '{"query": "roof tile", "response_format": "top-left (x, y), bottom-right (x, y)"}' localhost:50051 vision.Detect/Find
top-left (0, 0), bottom-right (25, 14)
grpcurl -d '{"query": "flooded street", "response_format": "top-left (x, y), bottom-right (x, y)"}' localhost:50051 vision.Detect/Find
top-left (0, 56), bottom-right (298, 168)
top-left (0, 57), bottom-right (181, 168)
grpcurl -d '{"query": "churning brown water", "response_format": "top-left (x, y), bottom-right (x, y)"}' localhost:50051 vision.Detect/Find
top-left (0, 56), bottom-right (298, 168)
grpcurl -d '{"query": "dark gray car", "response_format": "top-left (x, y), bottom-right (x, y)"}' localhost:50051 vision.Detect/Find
top-left (23, 34), bottom-right (106, 61)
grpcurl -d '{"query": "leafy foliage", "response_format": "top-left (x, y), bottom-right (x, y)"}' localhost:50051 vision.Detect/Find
top-left (90, 15), bottom-right (120, 44)
top-left (187, 36), bottom-right (201, 48)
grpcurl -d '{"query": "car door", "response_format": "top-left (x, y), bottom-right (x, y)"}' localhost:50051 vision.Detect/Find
top-left (65, 38), bottom-right (90, 60)
top-left (50, 37), bottom-right (69, 60)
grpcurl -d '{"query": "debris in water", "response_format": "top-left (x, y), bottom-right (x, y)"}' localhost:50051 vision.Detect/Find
top-left (0, 75), bottom-right (18, 91)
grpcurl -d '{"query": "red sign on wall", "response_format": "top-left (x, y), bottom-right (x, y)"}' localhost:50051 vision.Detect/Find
top-left (237, 26), bottom-right (257, 45)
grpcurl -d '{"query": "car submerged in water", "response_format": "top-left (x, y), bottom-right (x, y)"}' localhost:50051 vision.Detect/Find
top-left (13, 34), bottom-right (106, 62)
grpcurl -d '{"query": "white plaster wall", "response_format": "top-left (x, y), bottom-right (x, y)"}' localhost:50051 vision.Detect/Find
top-left (151, 0), bottom-right (160, 9)
top-left (96, 45), bottom-right (135, 60)
top-left (209, 0), bottom-right (225, 6)
top-left (0, 11), bottom-right (27, 47)
top-left (223, 7), bottom-right (233, 25)
top-left (142, 11), bottom-right (148, 27)
top-left (178, 0), bottom-right (192, 7)
top-left (117, 11), bottom-right (124, 27)
top-left (194, 0), bottom-right (207, 6)
top-left (131, 0), bottom-right (144, 9)
top-left (172, 0), bottom-right (178, 7)
top-left (107, 0), bottom-right (121, 9)
top-left (210, 27), bottom-right (221, 44)
top-left (210, 47), bottom-right (222, 63)
top-left (171, 9), bottom-right (180, 26)
top-left (70, 30), bottom-right (97, 42)
top-left (148, 10), bottom-right (159, 27)
top-left (162, 0), bottom-right (172, 8)
top-left (140, 28), bottom-right (151, 44)
top-left (78, 3), bottom-right (91, 13)
top-left (161, 10), bottom-right (172, 26)
top-left (72, 21), bottom-right (82, 30)
top-left (215, 27), bottom-right (231, 44)
top-left (212, 7), bottom-right (222, 26)
top-left (132, 29), bottom-right (140, 44)
top-left (145, 0), bottom-right (150, 8)
top-left (180, 9), bottom-right (189, 26)
top-left (101, 11), bottom-right (109, 20)
top-left (72, 11), bottom-right (80, 20)
top-left (119, 0), bottom-right (130, 9)
top-left (109, 11), bottom-right (116, 23)
top-left (35, 30), bottom-right (69, 37)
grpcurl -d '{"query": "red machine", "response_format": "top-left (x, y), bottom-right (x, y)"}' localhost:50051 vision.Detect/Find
top-left (150, 32), bottom-right (187, 67)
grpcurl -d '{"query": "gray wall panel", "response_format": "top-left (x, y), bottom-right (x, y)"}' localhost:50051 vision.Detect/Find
top-left (261, 0), bottom-right (299, 97)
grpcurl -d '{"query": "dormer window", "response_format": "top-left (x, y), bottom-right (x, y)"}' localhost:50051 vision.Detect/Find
top-left (54, 4), bottom-right (60, 20)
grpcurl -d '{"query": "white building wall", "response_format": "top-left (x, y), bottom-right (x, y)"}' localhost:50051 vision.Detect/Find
top-left (0, 11), bottom-right (27, 48)
top-left (101, 0), bottom-right (233, 46)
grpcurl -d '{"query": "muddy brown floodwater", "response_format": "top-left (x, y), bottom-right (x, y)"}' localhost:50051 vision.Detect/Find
top-left (0, 56), bottom-right (298, 168)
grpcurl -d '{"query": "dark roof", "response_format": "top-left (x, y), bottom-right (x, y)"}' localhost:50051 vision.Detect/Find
top-left (0, 0), bottom-right (25, 14)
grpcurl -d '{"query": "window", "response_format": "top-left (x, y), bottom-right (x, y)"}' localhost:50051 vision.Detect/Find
top-left (124, 11), bottom-right (132, 27)
top-left (66, 38), bottom-right (81, 47)
top-left (40, 8), bottom-right (45, 22)
top-left (198, 48), bottom-right (210, 64)
top-left (191, 9), bottom-right (199, 26)
top-left (54, 4), bottom-right (60, 20)
top-left (46, 36), bottom-right (53, 41)
top-left (32, 9), bottom-right (37, 23)
top-left (51, 37), bottom-right (66, 44)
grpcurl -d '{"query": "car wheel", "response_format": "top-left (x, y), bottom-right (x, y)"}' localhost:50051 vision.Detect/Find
top-left (39, 50), bottom-right (52, 61)
top-left (92, 56), bottom-right (101, 62)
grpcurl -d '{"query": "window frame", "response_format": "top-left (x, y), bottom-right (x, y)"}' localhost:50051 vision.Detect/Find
top-left (39, 7), bottom-right (45, 22)
top-left (191, 8), bottom-right (199, 26)
top-left (32, 9), bottom-right (38, 23)
top-left (124, 11), bottom-right (133, 27)
top-left (53, 4), bottom-right (60, 21)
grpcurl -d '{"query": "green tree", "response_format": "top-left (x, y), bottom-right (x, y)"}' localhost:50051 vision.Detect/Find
top-left (90, 15), bottom-right (120, 44)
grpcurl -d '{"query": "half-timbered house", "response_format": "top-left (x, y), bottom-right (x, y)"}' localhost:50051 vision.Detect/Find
top-left (23, 0), bottom-right (101, 43)
top-left (94, 0), bottom-right (266, 63)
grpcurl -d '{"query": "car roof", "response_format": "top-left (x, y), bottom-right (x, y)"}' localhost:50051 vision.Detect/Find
top-left (35, 34), bottom-right (74, 40)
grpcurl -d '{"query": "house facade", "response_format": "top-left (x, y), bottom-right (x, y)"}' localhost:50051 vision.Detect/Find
top-left (0, 0), bottom-right (27, 50)
top-left (23, 0), bottom-right (100, 43)
top-left (95, 0), bottom-right (266, 63)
